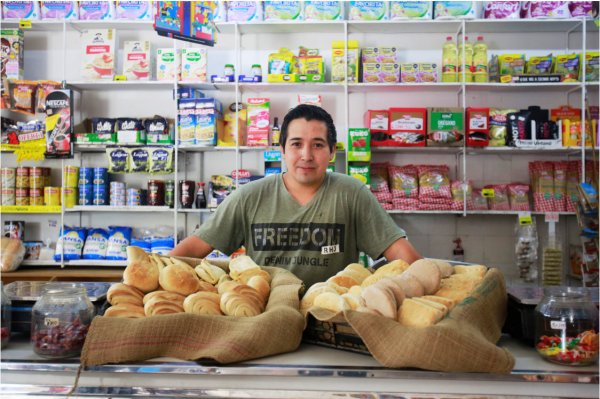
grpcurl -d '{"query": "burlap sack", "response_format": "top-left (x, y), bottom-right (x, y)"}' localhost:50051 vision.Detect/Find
top-left (81, 264), bottom-right (304, 367)
top-left (307, 268), bottom-right (515, 373)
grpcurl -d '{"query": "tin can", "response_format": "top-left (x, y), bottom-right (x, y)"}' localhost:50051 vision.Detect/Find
top-left (30, 196), bottom-right (44, 206)
top-left (93, 168), bottom-right (108, 186)
top-left (0, 168), bottom-right (15, 188)
top-left (44, 187), bottom-right (61, 206)
top-left (15, 167), bottom-right (29, 189)
top-left (79, 167), bottom-right (93, 186)
top-left (63, 165), bottom-right (79, 188)
top-left (127, 188), bottom-right (141, 206)
top-left (15, 196), bottom-right (29, 206)
top-left (1, 188), bottom-right (16, 206)
top-left (30, 188), bottom-right (43, 198)
top-left (43, 167), bottom-right (51, 186)
top-left (147, 180), bottom-right (164, 206)
top-left (62, 187), bottom-right (77, 208)
top-left (165, 180), bottom-right (175, 208)
top-left (78, 188), bottom-right (93, 205)
top-left (30, 167), bottom-right (45, 189)
top-left (3, 221), bottom-right (24, 240)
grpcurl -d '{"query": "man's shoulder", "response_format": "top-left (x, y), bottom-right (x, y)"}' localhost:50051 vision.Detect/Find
top-left (238, 174), bottom-right (279, 194)
top-left (327, 172), bottom-right (367, 191)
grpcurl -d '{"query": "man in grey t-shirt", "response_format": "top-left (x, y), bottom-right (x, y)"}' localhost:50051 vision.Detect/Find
top-left (171, 104), bottom-right (421, 288)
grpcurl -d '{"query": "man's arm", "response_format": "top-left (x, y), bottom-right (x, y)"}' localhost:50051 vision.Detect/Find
top-left (383, 237), bottom-right (422, 264)
top-left (169, 235), bottom-right (214, 258)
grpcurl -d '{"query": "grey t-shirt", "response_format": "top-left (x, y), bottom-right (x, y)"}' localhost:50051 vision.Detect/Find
top-left (194, 172), bottom-right (406, 288)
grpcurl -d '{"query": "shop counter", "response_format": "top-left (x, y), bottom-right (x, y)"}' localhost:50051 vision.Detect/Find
top-left (0, 268), bottom-right (124, 284)
top-left (1, 335), bottom-right (598, 398)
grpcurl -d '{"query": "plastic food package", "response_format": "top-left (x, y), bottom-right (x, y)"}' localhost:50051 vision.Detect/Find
top-left (483, 1), bottom-right (521, 19)
top-left (105, 226), bottom-right (132, 261)
top-left (487, 184), bottom-right (510, 211)
top-left (417, 165), bottom-right (452, 200)
top-left (508, 183), bottom-right (530, 211)
top-left (1, 237), bottom-right (25, 272)
top-left (472, 189), bottom-right (489, 210)
top-left (54, 226), bottom-right (87, 261)
top-left (451, 180), bottom-right (474, 210)
top-left (82, 228), bottom-right (109, 260)
top-left (515, 220), bottom-right (538, 283)
top-left (388, 165), bottom-right (418, 199)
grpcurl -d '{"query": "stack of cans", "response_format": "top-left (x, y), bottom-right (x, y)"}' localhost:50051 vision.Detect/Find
top-left (78, 167), bottom-right (93, 206)
top-left (93, 167), bottom-right (108, 206)
top-left (29, 167), bottom-right (45, 206)
top-left (15, 166), bottom-right (29, 206)
top-left (1, 167), bottom-right (16, 206)
top-left (126, 188), bottom-right (142, 206)
top-left (110, 182), bottom-right (126, 206)
top-left (62, 165), bottom-right (79, 208)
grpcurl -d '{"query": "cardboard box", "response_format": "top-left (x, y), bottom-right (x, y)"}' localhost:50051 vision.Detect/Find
top-left (428, 108), bottom-right (464, 147)
top-left (332, 40), bottom-right (359, 83)
top-left (348, 128), bottom-right (371, 162)
top-left (156, 48), bottom-right (179, 81)
top-left (466, 107), bottom-right (490, 147)
top-left (1, 29), bottom-right (24, 81)
top-left (81, 29), bottom-right (116, 80)
top-left (386, 107), bottom-right (427, 147)
top-left (45, 89), bottom-right (73, 157)
top-left (246, 98), bottom-right (270, 146)
top-left (123, 41), bottom-right (150, 80)
top-left (181, 48), bottom-right (208, 82)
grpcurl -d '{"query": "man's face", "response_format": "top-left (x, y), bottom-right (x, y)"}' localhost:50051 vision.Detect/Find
top-left (281, 118), bottom-right (333, 189)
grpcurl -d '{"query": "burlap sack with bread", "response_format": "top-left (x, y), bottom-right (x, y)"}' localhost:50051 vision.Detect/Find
top-left (81, 247), bottom-right (304, 366)
top-left (303, 259), bottom-right (515, 373)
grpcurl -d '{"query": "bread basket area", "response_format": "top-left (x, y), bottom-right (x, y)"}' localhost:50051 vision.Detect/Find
top-left (80, 248), bottom-right (305, 366)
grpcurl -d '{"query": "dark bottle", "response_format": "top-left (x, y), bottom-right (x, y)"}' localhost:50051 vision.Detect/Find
top-left (179, 180), bottom-right (194, 208)
top-left (195, 182), bottom-right (206, 209)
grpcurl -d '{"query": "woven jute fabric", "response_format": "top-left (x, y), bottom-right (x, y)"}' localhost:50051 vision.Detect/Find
top-left (308, 268), bottom-right (515, 373)
top-left (81, 265), bottom-right (304, 367)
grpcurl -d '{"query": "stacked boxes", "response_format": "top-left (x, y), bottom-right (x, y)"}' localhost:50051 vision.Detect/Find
top-left (177, 96), bottom-right (223, 147)
top-left (361, 47), bottom-right (399, 83)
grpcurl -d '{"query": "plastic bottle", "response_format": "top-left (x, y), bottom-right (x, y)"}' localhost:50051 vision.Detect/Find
top-left (441, 36), bottom-right (458, 83)
top-left (473, 36), bottom-right (488, 83)
top-left (195, 182), bottom-right (206, 209)
top-left (458, 36), bottom-right (473, 82)
top-left (270, 117), bottom-right (280, 146)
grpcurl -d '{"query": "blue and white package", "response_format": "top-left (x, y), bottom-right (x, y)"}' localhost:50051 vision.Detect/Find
top-left (150, 237), bottom-right (175, 255)
top-left (2, 1), bottom-right (41, 20)
top-left (54, 226), bottom-right (87, 261)
top-left (105, 226), bottom-right (132, 260)
top-left (79, 1), bottom-right (116, 20)
top-left (82, 228), bottom-right (109, 259)
top-left (304, 1), bottom-right (343, 20)
top-left (130, 238), bottom-right (151, 252)
top-left (227, 1), bottom-right (263, 22)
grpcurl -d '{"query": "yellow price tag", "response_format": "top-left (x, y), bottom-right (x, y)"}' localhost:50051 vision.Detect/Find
top-left (500, 75), bottom-right (512, 83)
top-left (19, 20), bottom-right (32, 29)
top-left (518, 212), bottom-right (532, 225)
top-left (113, 75), bottom-right (127, 81)
top-left (482, 188), bottom-right (495, 198)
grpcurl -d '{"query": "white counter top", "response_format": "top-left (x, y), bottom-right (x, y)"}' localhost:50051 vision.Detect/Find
top-left (1, 335), bottom-right (598, 398)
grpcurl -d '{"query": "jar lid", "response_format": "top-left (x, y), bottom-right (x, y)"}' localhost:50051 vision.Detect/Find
top-left (225, 64), bottom-right (234, 67)
top-left (252, 64), bottom-right (261, 68)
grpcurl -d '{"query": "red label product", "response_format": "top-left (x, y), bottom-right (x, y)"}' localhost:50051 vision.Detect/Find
top-left (386, 108), bottom-right (427, 147)
top-left (466, 107), bottom-right (490, 147)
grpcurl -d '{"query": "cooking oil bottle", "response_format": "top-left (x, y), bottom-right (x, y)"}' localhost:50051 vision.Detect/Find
top-left (458, 36), bottom-right (473, 82)
top-left (442, 36), bottom-right (458, 83)
top-left (473, 36), bottom-right (488, 83)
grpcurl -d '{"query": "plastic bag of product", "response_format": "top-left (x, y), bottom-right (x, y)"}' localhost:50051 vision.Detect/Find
top-left (82, 228), bottom-right (109, 260)
top-left (451, 180), bottom-right (474, 210)
top-left (489, 109), bottom-right (516, 147)
top-left (472, 189), bottom-right (489, 210)
top-left (1, 237), bottom-right (25, 272)
top-left (530, 161), bottom-right (555, 212)
top-left (508, 183), bottom-right (530, 211)
top-left (389, 165), bottom-right (419, 199)
top-left (54, 226), bottom-right (87, 261)
top-left (370, 162), bottom-right (390, 193)
top-left (105, 226), bottom-right (132, 260)
top-left (417, 164), bottom-right (452, 200)
top-left (515, 220), bottom-right (538, 283)
top-left (553, 161), bottom-right (568, 212)
top-left (486, 184), bottom-right (510, 211)
top-left (565, 161), bottom-right (579, 212)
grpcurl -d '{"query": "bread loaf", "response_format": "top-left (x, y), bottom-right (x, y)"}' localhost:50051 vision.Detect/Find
top-left (220, 291), bottom-right (263, 317)
top-left (195, 259), bottom-right (227, 284)
top-left (375, 278), bottom-right (405, 307)
top-left (159, 263), bottom-right (203, 296)
top-left (412, 297), bottom-right (449, 316)
top-left (397, 298), bottom-right (445, 327)
top-left (228, 255), bottom-right (261, 280)
top-left (342, 263), bottom-right (372, 283)
top-left (404, 259), bottom-right (441, 295)
top-left (246, 275), bottom-right (270, 302)
top-left (104, 303), bottom-right (146, 318)
top-left (327, 275), bottom-right (358, 289)
top-left (183, 292), bottom-right (222, 316)
top-left (123, 246), bottom-right (160, 293)
top-left (144, 297), bottom-right (185, 316)
top-left (1, 237), bottom-right (25, 272)
top-left (313, 292), bottom-right (347, 313)
top-left (143, 290), bottom-right (186, 305)
top-left (390, 273), bottom-right (425, 298)
top-left (361, 284), bottom-right (397, 319)
top-left (107, 283), bottom-right (144, 306)
top-left (374, 259), bottom-right (410, 276)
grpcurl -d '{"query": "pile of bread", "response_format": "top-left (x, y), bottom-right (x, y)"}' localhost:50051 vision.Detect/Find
top-left (300, 258), bottom-right (487, 327)
top-left (104, 247), bottom-right (271, 318)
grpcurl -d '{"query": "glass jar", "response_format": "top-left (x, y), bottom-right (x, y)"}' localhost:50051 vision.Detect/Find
top-left (534, 287), bottom-right (599, 366)
top-left (1, 283), bottom-right (11, 349)
top-left (31, 284), bottom-right (95, 359)
top-left (251, 64), bottom-right (262, 78)
top-left (224, 64), bottom-right (235, 77)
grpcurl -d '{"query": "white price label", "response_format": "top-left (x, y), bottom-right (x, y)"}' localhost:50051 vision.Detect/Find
top-left (545, 212), bottom-right (559, 223)
top-left (550, 320), bottom-right (566, 330)
top-left (44, 317), bottom-right (60, 328)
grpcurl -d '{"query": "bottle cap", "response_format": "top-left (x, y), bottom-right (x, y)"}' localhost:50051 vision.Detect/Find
top-left (252, 64), bottom-right (261, 68)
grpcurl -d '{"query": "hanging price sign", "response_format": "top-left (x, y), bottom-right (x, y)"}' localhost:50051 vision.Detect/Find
top-left (19, 20), bottom-right (32, 29)
top-left (482, 188), bottom-right (495, 198)
top-left (545, 212), bottom-right (559, 223)
top-left (518, 212), bottom-right (532, 225)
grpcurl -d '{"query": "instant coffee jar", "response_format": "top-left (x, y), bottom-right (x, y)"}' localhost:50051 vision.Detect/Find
top-left (535, 287), bottom-right (599, 366)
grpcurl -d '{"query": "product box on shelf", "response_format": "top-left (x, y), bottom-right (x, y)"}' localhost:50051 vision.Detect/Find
top-left (483, 1), bottom-right (520, 19)
top-left (156, 48), bottom-right (179, 81)
top-left (40, 1), bottom-right (78, 20)
top-left (2, 1), bottom-right (40, 20)
top-left (348, 1), bottom-right (389, 20)
top-left (362, 63), bottom-right (381, 83)
top-left (466, 107), bottom-right (490, 147)
top-left (387, 107), bottom-right (427, 147)
top-left (178, 98), bottom-right (196, 146)
top-left (1, 29), bottom-right (24, 81)
top-left (427, 108), bottom-right (464, 147)
top-left (145, 116), bottom-right (172, 144)
top-left (263, 1), bottom-right (303, 21)
top-left (364, 109), bottom-right (389, 147)
top-left (348, 128), bottom-right (371, 162)
top-left (123, 41), bottom-right (151, 81)
top-left (390, 1), bottom-right (432, 19)
top-left (221, 106), bottom-right (246, 146)
top-left (181, 48), bottom-right (207, 82)
top-left (550, 105), bottom-right (587, 147)
top-left (79, 0), bottom-right (116, 20)
top-left (348, 163), bottom-right (370, 187)
top-left (332, 40), bottom-right (359, 84)
top-left (195, 98), bottom-right (223, 147)
top-left (246, 98), bottom-right (270, 147)
top-left (433, 1), bottom-right (481, 19)
top-left (116, 0), bottom-right (153, 20)
top-left (81, 29), bottom-right (116, 81)
top-left (304, 1), bottom-right (343, 20)
top-left (227, 0), bottom-right (263, 21)
top-left (116, 118), bottom-right (146, 144)
top-left (45, 89), bottom-right (73, 158)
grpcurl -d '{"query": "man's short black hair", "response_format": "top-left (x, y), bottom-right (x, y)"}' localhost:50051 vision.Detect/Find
top-left (280, 104), bottom-right (337, 152)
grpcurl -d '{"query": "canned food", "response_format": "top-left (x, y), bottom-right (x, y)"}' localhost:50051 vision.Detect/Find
top-left (62, 187), bottom-right (77, 208)
top-left (16, 167), bottom-right (29, 189)
top-left (63, 166), bottom-right (79, 188)
top-left (30, 167), bottom-right (44, 189)
top-left (29, 188), bottom-right (43, 198)
top-left (30, 196), bottom-right (44, 206)
top-left (79, 168), bottom-right (93, 186)
top-left (93, 168), bottom-right (108, 186)
top-left (148, 180), bottom-right (164, 206)
top-left (44, 187), bottom-right (61, 206)
top-left (1, 188), bottom-right (15, 206)
top-left (16, 188), bottom-right (29, 198)
top-left (0, 168), bottom-right (16, 188)
top-left (43, 167), bottom-right (51, 186)
top-left (15, 196), bottom-right (29, 206)
top-left (165, 180), bottom-right (175, 208)
top-left (4, 221), bottom-right (24, 240)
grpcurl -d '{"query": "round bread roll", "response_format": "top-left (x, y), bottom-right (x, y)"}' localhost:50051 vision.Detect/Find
top-left (218, 280), bottom-right (241, 295)
top-left (107, 283), bottom-right (144, 306)
top-left (348, 285), bottom-right (363, 297)
top-left (300, 283), bottom-right (338, 312)
top-left (374, 259), bottom-right (410, 276)
top-left (361, 284), bottom-right (397, 319)
top-left (361, 273), bottom-right (387, 287)
top-left (246, 275), bottom-right (270, 302)
top-left (104, 303), bottom-right (146, 318)
top-left (405, 259), bottom-right (441, 295)
top-left (327, 275), bottom-right (359, 289)
top-left (236, 268), bottom-right (272, 284)
top-left (375, 278), bottom-right (405, 307)
top-left (343, 263), bottom-right (372, 282)
top-left (390, 273), bottom-right (425, 298)
top-left (313, 292), bottom-right (347, 313)
top-left (183, 292), bottom-right (222, 315)
top-left (144, 297), bottom-right (184, 316)
top-left (143, 290), bottom-right (186, 305)
top-left (123, 246), bottom-right (159, 293)
top-left (159, 263), bottom-right (203, 296)
top-left (341, 293), bottom-right (365, 310)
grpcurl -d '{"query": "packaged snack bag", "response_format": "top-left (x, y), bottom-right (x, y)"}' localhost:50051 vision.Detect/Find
top-left (389, 165), bottom-right (418, 199)
top-left (79, 1), bottom-right (116, 20)
top-left (489, 108), bottom-right (517, 147)
top-left (40, 1), bottom-right (78, 20)
top-left (554, 53), bottom-right (580, 82)
top-left (417, 164), bottom-right (452, 200)
top-left (508, 183), bottom-right (530, 211)
top-left (472, 189), bottom-right (489, 210)
top-left (584, 52), bottom-right (599, 82)
top-left (2, 1), bottom-right (40, 20)
top-left (451, 180), bottom-right (474, 211)
top-left (486, 184), bottom-right (510, 211)
top-left (569, 1), bottom-right (593, 18)
top-left (526, 55), bottom-right (554, 75)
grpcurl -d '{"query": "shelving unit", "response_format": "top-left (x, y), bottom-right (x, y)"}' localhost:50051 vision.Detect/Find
top-left (1, 16), bottom-right (597, 282)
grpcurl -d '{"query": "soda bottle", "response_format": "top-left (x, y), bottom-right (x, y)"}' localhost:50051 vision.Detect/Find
top-left (441, 36), bottom-right (458, 83)
top-left (195, 182), bottom-right (206, 209)
top-left (473, 36), bottom-right (488, 83)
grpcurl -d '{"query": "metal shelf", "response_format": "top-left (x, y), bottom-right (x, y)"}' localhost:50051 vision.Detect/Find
top-left (67, 81), bottom-right (176, 91)
top-left (1, 20), bottom-right (154, 31)
top-left (66, 206), bottom-right (173, 212)
top-left (216, 20), bottom-right (344, 35)
top-left (349, 82), bottom-right (462, 93)
top-left (0, 206), bottom-right (62, 214)
top-left (20, 259), bottom-right (127, 267)
top-left (387, 210), bottom-right (576, 216)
